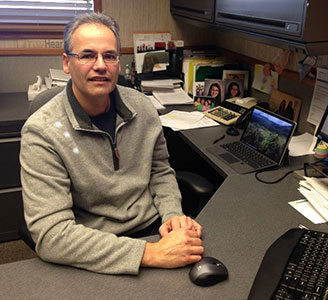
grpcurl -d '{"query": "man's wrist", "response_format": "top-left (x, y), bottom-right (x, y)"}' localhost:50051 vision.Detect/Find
top-left (141, 242), bottom-right (157, 267)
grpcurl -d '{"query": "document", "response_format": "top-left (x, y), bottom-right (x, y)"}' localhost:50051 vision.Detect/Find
top-left (307, 67), bottom-right (328, 125)
top-left (159, 110), bottom-right (219, 131)
top-left (289, 199), bottom-right (327, 224)
top-left (153, 88), bottom-right (193, 105)
top-left (146, 95), bottom-right (165, 110)
top-left (298, 177), bottom-right (328, 222)
top-left (289, 133), bottom-right (316, 157)
top-left (141, 78), bottom-right (183, 92)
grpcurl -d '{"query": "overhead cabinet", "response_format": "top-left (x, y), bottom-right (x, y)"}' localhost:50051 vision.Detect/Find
top-left (170, 0), bottom-right (215, 23)
top-left (170, 0), bottom-right (328, 55)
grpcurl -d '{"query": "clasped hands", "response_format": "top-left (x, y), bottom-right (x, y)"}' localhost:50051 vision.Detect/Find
top-left (141, 215), bottom-right (204, 268)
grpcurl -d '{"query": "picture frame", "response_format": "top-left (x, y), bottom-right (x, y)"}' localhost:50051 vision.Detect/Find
top-left (222, 69), bottom-right (249, 91)
top-left (204, 79), bottom-right (226, 104)
top-left (269, 89), bottom-right (302, 122)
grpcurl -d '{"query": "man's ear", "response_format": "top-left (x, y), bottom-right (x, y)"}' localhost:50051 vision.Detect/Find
top-left (62, 53), bottom-right (70, 74)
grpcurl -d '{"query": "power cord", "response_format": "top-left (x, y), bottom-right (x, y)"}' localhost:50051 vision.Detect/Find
top-left (255, 167), bottom-right (301, 184)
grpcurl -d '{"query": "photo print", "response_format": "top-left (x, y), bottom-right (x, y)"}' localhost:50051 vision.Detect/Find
top-left (222, 69), bottom-right (249, 91)
top-left (269, 89), bottom-right (301, 122)
top-left (224, 79), bottom-right (244, 99)
top-left (204, 79), bottom-right (226, 105)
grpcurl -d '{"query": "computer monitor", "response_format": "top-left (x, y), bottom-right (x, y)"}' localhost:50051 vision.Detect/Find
top-left (316, 105), bottom-right (328, 144)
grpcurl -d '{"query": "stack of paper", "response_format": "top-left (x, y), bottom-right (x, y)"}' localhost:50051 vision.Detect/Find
top-left (152, 87), bottom-right (193, 106)
top-left (141, 78), bottom-right (183, 93)
top-left (45, 68), bottom-right (71, 88)
top-left (298, 177), bottom-right (328, 222)
top-left (159, 110), bottom-right (219, 131)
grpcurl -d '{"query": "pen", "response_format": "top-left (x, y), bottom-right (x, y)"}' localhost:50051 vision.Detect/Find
top-left (213, 134), bottom-right (226, 144)
top-left (298, 224), bottom-right (309, 230)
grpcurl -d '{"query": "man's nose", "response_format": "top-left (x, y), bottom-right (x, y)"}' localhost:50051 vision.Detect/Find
top-left (93, 54), bottom-right (106, 69)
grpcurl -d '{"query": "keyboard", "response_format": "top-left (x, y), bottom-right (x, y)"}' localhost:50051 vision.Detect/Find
top-left (248, 228), bottom-right (328, 300)
top-left (221, 141), bottom-right (272, 169)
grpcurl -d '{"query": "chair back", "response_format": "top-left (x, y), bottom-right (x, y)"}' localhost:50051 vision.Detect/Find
top-left (29, 86), bottom-right (65, 116)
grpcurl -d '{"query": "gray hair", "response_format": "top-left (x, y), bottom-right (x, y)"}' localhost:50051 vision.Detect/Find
top-left (63, 12), bottom-right (121, 53)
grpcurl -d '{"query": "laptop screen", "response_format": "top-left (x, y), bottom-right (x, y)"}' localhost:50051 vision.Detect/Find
top-left (240, 106), bottom-right (296, 163)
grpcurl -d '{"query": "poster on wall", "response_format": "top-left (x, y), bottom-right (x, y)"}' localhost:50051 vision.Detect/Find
top-left (252, 63), bottom-right (278, 94)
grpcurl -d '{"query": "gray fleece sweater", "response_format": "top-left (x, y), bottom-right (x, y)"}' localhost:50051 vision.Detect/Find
top-left (20, 81), bottom-right (183, 275)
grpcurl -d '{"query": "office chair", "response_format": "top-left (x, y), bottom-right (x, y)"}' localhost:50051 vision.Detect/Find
top-left (19, 76), bottom-right (214, 251)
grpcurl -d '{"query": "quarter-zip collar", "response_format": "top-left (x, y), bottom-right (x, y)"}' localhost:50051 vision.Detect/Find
top-left (64, 79), bottom-right (135, 131)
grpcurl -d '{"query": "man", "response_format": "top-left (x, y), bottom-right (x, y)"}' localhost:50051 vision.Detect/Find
top-left (20, 12), bottom-right (204, 275)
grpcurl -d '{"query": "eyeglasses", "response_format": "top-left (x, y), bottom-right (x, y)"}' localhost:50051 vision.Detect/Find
top-left (67, 51), bottom-right (120, 65)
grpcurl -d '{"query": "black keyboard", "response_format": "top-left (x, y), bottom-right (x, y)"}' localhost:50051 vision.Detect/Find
top-left (248, 229), bottom-right (328, 300)
top-left (221, 141), bottom-right (272, 169)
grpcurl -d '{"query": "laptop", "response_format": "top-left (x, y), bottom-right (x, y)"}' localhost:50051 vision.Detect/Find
top-left (207, 106), bottom-right (297, 174)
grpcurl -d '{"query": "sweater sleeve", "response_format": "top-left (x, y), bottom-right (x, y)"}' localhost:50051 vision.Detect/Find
top-left (148, 123), bottom-right (184, 223)
top-left (20, 122), bottom-right (146, 275)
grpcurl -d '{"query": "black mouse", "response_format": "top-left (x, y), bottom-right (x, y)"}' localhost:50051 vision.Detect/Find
top-left (189, 256), bottom-right (228, 286)
top-left (226, 126), bottom-right (239, 136)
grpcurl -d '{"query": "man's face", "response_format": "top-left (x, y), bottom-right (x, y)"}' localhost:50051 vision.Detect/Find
top-left (63, 23), bottom-right (121, 104)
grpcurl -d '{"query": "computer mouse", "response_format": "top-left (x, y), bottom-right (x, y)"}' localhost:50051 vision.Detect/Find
top-left (189, 256), bottom-right (228, 286)
top-left (226, 126), bottom-right (239, 136)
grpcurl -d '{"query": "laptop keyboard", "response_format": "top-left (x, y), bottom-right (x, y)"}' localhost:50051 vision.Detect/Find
top-left (221, 141), bottom-right (272, 169)
top-left (272, 230), bottom-right (328, 300)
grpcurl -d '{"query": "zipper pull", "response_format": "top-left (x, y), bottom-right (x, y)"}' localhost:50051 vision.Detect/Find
top-left (113, 147), bottom-right (120, 171)
top-left (114, 147), bottom-right (120, 159)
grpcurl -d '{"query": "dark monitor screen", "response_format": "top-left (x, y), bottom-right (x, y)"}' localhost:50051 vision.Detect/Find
top-left (316, 105), bottom-right (328, 144)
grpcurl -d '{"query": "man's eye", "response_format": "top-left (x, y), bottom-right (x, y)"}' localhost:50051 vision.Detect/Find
top-left (80, 53), bottom-right (96, 60)
top-left (103, 54), bottom-right (117, 61)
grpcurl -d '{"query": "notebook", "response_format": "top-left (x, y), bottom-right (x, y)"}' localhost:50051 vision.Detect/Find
top-left (207, 106), bottom-right (297, 174)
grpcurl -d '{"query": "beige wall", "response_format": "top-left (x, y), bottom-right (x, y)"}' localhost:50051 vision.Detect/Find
top-left (102, 0), bottom-right (214, 49)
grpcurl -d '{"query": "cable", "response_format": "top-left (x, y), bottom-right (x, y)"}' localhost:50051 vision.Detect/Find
top-left (255, 167), bottom-right (300, 184)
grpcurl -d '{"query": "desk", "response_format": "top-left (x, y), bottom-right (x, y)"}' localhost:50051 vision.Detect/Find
top-left (1, 120), bottom-right (327, 299)
top-left (0, 93), bottom-right (30, 241)
top-left (0, 92), bottom-right (30, 122)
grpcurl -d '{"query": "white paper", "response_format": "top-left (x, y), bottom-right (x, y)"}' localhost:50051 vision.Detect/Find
top-left (153, 88), bottom-right (193, 105)
top-left (289, 199), bottom-right (327, 224)
top-left (141, 78), bottom-right (183, 89)
top-left (159, 110), bottom-right (219, 131)
top-left (299, 182), bottom-right (328, 222)
top-left (307, 67), bottom-right (328, 125)
top-left (289, 133), bottom-right (316, 156)
top-left (146, 95), bottom-right (165, 110)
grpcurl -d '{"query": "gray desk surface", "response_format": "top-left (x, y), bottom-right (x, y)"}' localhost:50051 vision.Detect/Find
top-left (0, 101), bottom-right (326, 300)
top-left (0, 92), bottom-right (30, 122)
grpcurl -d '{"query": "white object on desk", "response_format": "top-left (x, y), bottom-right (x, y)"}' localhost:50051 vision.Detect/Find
top-left (159, 110), bottom-right (219, 131)
top-left (146, 95), bottom-right (165, 110)
top-left (27, 75), bottom-right (47, 101)
top-left (289, 199), bottom-right (327, 224)
top-left (298, 177), bottom-right (328, 222)
top-left (289, 133), bottom-right (316, 157)
top-left (152, 87), bottom-right (193, 105)
top-left (32, 75), bottom-right (42, 91)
